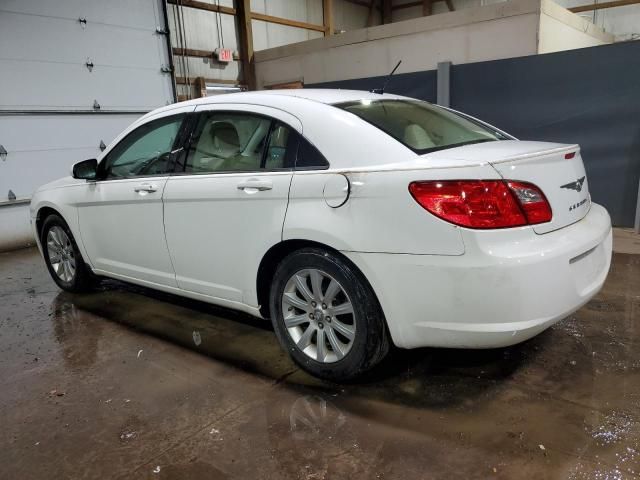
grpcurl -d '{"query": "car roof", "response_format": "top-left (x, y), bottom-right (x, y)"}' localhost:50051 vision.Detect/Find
top-left (243, 88), bottom-right (408, 104)
top-left (149, 89), bottom-right (409, 118)
top-left (131, 89), bottom-right (420, 170)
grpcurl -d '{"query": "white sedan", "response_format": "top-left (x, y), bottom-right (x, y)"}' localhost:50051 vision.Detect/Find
top-left (30, 89), bottom-right (612, 381)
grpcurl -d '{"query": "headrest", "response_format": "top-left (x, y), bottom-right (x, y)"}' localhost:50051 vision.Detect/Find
top-left (209, 121), bottom-right (240, 149)
top-left (404, 124), bottom-right (435, 149)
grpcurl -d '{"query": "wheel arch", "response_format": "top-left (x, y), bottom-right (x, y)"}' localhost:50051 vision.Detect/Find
top-left (255, 239), bottom-right (384, 322)
top-left (34, 205), bottom-right (90, 269)
top-left (35, 206), bottom-right (65, 240)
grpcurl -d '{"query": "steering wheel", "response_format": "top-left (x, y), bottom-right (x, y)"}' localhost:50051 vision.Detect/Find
top-left (134, 152), bottom-right (171, 176)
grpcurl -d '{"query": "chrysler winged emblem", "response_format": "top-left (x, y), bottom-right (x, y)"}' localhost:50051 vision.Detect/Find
top-left (560, 176), bottom-right (586, 193)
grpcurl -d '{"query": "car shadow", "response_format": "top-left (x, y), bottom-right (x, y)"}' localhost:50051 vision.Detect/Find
top-left (50, 278), bottom-right (549, 411)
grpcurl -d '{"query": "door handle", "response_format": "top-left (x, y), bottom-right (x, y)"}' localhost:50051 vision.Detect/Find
top-left (134, 183), bottom-right (158, 193)
top-left (237, 180), bottom-right (273, 192)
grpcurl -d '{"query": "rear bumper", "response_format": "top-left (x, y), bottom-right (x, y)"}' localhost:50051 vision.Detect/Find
top-left (344, 203), bottom-right (612, 349)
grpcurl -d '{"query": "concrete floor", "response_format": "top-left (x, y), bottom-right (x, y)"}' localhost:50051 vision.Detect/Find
top-left (1, 246), bottom-right (639, 480)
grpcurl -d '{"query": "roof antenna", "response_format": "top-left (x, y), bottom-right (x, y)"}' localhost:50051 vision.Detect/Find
top-left (371, 60), bottom-right (402, 95)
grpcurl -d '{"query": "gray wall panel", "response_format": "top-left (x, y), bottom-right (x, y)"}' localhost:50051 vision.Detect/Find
top-left (0, 113), bottom-right (143, 199)
top-left (449, 42), bottom-right (640, 228)
top-left (311, 69), bottom-right (438, 103)
top-left (310, 42), bottom-right (640, 227)
top-left (0, 0), bottom-right (174, 111)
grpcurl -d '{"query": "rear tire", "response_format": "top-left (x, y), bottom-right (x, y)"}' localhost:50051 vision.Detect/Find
top-left (41, 214), bottom-right (97, 292)
top-left (269, 247), bottom-right (389, 382)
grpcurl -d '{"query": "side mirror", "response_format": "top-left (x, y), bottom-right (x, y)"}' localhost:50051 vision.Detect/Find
top-left (72, 158), bottom-right (98, 180)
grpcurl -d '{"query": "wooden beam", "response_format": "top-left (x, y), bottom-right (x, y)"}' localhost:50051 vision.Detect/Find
top-left (265, 80), bottom-right (304, 89)
top-left (172, 47), bottom-right (242, 61)
top-left (250, 12), bottom-right (327, 32)
top-left (382, 0), bottom-right (392, 23)
top-left (392, 1), bottom-right (422, 9)
top-left (393, 1), bottom-right (417, 9)
top-left (173, 47), bottom-right (210, 58)
top-left (366, 0), bottom-right (377, 26)
top-left (344, 0), bottom-right (380, 7)
top-left (569, 0), bottom-right (640, 12)
top-left (392, 0), bottom-right (454, 9)
top-left (166, 0), bottom-right (236, 16)
top-left (176, 76), bottom-right (243, 86)
top-left (236, 0), bottom-right (255, 90)
top-left (194, 76), bottom-right (206, 98)
top-left (323, 0), bottom-right (334, 35)
top-left (170, 0), bottom-right (331, 34)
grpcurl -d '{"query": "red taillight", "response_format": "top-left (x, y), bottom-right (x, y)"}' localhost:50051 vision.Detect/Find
top-left (506, 181), bottom-right (552, 225)
top-left (565, 152), bottom-right (576, 159)
top-left (408, 180), bottom-right (552, 229)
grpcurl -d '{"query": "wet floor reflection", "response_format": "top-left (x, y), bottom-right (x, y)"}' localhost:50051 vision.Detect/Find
top-left (51, 301), bottom-right (103, 372)
top-left (50, 282), bottom-right (542, 408)
top-left (2, 249), bottom-right (638, 479)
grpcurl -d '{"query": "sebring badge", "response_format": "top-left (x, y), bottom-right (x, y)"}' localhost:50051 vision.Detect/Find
top-left (569, 198), bottom-right (588, 212)
top-left (560, 176), bottom-right (586, 192)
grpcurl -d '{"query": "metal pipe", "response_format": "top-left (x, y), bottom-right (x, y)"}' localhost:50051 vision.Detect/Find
top-left (0, 110), bottom-right (150, 116)
top-left (161, 0), bottom-right (178, 103)
top-left (437, 61), bottom-right (451, 107)
top-left (0, 198), bottom-right (31, 208)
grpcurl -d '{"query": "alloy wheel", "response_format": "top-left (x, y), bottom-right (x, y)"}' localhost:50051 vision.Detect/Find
top-left (281, 269), bottom-right (356, 363)
top-left (46, 226), bottom-right (76, 283)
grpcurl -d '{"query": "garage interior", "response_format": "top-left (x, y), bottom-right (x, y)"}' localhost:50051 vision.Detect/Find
top-left (1, 0), bottom-right (640, 478)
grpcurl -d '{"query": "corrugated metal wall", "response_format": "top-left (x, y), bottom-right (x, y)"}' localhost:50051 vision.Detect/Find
top-left (169, 0), bottom-right (373, 99)
top-left (0, 0), bottom-right (175, 112)
top-left (0, 0), bottom-right (371, 250)
top-left (169, 0), bottom-right (241, 92)
top-left (0, 0), bottom-right (175, 250)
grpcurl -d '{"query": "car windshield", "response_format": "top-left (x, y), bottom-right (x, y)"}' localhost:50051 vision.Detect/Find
top-left (335, 99), bottom-right (508, 154)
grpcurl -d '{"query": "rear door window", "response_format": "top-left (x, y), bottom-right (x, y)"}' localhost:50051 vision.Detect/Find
top-left (265, 122), bottom-right (298, 170)
top-left (295, 136), bottom-right (329, 170)
top-left (184, 112), bottom-right (271, 173)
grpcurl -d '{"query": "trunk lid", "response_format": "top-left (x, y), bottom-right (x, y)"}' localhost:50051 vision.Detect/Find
top-left (425, 140), bottom-right (591, 234)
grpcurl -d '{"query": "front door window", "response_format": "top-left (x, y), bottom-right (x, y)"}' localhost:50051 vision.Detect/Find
top-left (100, 115), bottom-right (185, 178)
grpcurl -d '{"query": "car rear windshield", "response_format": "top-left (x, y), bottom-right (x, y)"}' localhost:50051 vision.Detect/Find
top-left (335, 99), bottom-right (508, 154)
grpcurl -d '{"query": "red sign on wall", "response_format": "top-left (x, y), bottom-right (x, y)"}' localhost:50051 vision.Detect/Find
top-left (216, 48), bottom-right (233, 63)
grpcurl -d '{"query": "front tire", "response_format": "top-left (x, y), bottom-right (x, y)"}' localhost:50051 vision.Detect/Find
top-left (41, 214), bottom-right (97, 292)
top-left (269, 248), bottom-right (389, 382)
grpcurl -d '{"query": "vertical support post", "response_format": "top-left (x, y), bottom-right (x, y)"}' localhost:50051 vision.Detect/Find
top-left (437, 61), bottom-right (451, 107)
top-left (422, 0), bottom-right (433, 15)
top-left (323, 0), bottom-right (334, 36)
top-left (195, 76), bottom-right (206, 98)
top-left (160, 0), bottom-right (178, 103)
top-left (236, 0), bottom-right (256, 90)
top-left (382, 0), bottom-right (392, 24)
top-left (634, 177), bottom-right (640, 233)
top-left (366, 0), bottom-right (376, 26)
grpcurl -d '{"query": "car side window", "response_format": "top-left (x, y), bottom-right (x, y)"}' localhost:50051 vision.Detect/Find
top-left (296, 135), bottom-right (329, 169)
top-left (101, 115), bottom-right (185, 179)
top-left (185, 112), bottom-right (272, 173)
top-left (265, 122), bottom-right (298, 170)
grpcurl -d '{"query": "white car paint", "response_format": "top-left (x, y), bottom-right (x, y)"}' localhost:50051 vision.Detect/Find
top-left (73, 104), bottom-right (197, 287)
top-left (161, 103), bottom-right (302, 305)
top-left (30, 89), bottom-right (612, 350)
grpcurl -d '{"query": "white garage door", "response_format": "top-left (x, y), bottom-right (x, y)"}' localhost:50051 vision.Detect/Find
top-left (0, 0), bottom-right (175, 250)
